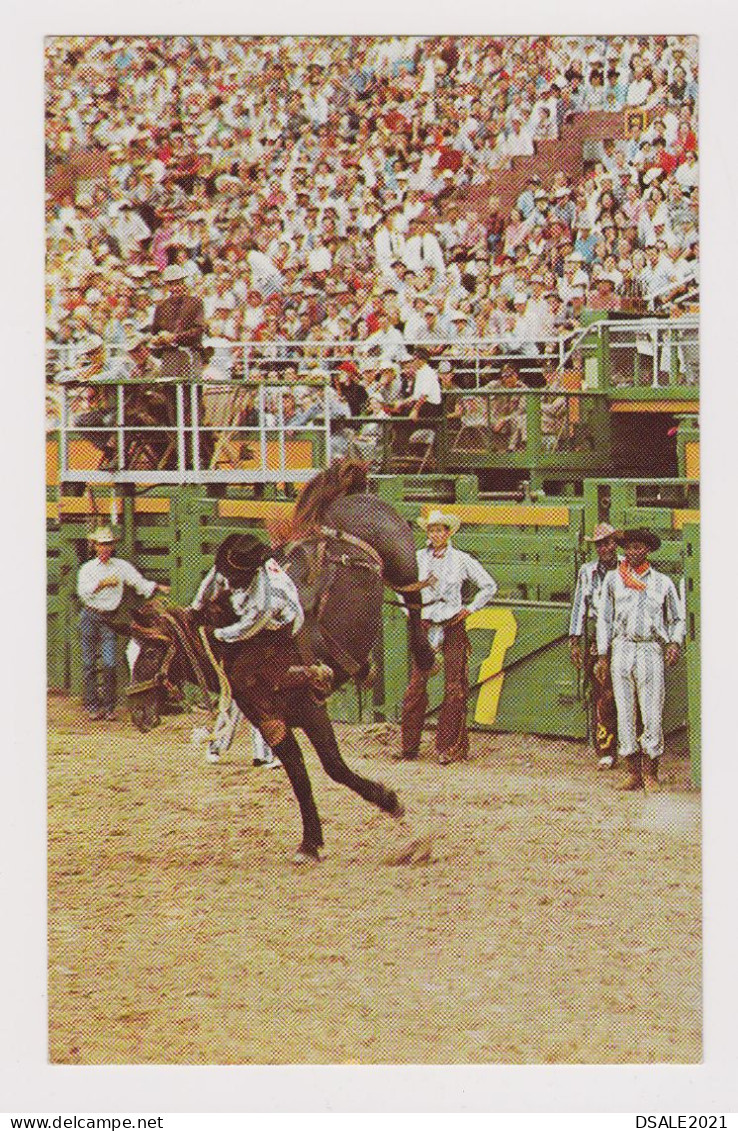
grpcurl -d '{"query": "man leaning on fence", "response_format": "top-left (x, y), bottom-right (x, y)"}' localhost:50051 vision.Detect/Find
top-left (569, 522), bottom-right (620, 769)
top-left (150, 263), bottom-right (208, 380)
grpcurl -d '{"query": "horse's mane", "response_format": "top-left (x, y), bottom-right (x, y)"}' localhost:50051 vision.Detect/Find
top-left (284, 457), bottom-right (369, 540)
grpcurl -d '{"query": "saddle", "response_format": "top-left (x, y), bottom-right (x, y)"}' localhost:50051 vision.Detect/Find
top-left (127, 600), bottom-right (211, 708)
top-left (280, 525), bottom-right (383, 687)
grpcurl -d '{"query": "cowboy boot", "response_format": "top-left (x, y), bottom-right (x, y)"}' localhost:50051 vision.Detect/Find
top-left (641, 753), bottom-right (660, 793)
top-left (614, 753), bottom-right (643, 791)
top-left (102, 668), bottom-right (117, 721)
top-left (82, 665), bottom-right (103, 719)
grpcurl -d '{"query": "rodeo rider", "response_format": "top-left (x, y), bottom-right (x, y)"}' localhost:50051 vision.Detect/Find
top-left (190, 532), bottom-right (305, 767)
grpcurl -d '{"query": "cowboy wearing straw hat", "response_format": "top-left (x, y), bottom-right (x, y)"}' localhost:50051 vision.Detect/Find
top-left (399, 509), bottom-right (497, 765)
top-left (76, 526), bottom-right (170, 721)
top-left (569, 522), bottom-right (621, 768)
top-left (594, 528), bottom-right (684, 792)
top-left (150, 263), bottom-right (207, 380)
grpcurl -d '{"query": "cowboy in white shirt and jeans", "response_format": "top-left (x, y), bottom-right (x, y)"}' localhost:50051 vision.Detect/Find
top-left (400, 509), bottom-right (497, 764)
top-left (77, 525), bottom-right (169, 720)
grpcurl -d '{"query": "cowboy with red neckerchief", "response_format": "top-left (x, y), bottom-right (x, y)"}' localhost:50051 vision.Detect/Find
top-left (594, 527), bottom-right (684, 792)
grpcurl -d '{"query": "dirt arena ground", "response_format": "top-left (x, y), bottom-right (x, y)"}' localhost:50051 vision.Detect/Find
top-left (48, 695), bottom-right (701, 1065)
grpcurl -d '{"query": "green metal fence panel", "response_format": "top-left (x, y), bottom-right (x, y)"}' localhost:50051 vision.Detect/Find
top-left (583, 477), bottom-right (699, 533)
top-left (376, 598), bottom-right (586, 739)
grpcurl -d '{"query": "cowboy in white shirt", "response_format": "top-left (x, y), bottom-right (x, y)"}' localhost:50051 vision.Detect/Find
top-left (77, 525), bottom-right (169, 720)
top-left (400, 509), bottom-right (497, 765)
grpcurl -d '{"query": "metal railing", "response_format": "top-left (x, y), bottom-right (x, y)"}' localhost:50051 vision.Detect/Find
top-left (46, 316), bottom-right (700, 394)
top-left (47, 332), bottom-right (579, 390)
top-left (49, 378), bottom-right (613, 484)
top-left (584, 315), bottom-right (699, 390)
top-left (51, 378), bottom-right (335, 483)
top-left (46, 316), bottom-right (699, 483)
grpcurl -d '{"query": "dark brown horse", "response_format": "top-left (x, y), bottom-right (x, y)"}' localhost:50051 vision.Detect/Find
top-left (127, 458), bottom-right (434, 862)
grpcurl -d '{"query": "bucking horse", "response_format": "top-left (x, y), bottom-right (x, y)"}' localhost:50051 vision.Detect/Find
top-left (125, 457), bottom-right (435, 863)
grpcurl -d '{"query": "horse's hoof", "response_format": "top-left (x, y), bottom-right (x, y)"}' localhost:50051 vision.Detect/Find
top-left (385, 834), bottom-right (433, 867)
top-left (382, 788), bottom-right (404, 820)
top-left (130, 706), bottom-right (146, 732)
top-left (292, 846), bottom-right (322, 865)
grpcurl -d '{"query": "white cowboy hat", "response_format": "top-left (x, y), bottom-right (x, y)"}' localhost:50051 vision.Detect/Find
top-left (215, 173), bottom-right (242, 192)
top-left (417, 508), bottom-right (462, 535)
top-left (90, 525), bottom-right (118, 544)
top-left (585, 522), bottom-right (619, 543)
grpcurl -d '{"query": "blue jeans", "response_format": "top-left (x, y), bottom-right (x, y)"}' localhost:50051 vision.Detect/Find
top-left (80, 606), bottom-right (117, 712)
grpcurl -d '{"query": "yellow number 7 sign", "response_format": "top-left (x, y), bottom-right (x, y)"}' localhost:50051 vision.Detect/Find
top-left (466, 608), bottom-right (518, 725)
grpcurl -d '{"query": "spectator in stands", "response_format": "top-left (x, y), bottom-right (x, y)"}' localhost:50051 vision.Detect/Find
top-left (394, 348), bottom-right (441, 420)
top-left (150, 264), bottom-right (208, 379)
top-left (46, 33), bottom-right (699, 383)
top-left (490, 364), bottom-right (527, 450)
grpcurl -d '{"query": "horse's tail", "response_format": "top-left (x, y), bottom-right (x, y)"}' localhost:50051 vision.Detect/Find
top-left (289, 456), bottom-right (369, 538)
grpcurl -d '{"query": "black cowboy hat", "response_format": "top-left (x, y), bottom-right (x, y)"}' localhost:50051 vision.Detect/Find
top-left (619, 527), bottom-right (662, 553)
top-left (215, 532), bottom-right (271, 587)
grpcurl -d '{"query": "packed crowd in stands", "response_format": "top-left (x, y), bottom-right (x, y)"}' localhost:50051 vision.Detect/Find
top-left (46, 34), bottom-right (699, 423)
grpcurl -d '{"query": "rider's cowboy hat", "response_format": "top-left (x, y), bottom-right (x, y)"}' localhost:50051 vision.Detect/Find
top-left (619, 527), bottom-right (662, 553)
top-left (215, 532), bottom-right (272, 587)
top-left (585, 522), bottom-right (621, 543)
top-left (90, 526), bottom-right (118, 544)
top-left (417, 509), bottom-right (462, 535)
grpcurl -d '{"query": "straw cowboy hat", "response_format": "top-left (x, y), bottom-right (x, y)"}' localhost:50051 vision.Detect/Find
top-left (585, 522), bottom-right (620, 543)
top-left (619, 527), bottom-right (662, 552)
top-left (90, 526), bottom-right (118, 544)
top-left (417, 509), bottom-right (462, 535)
top-left (215, 532), bottom-right (271, 587)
